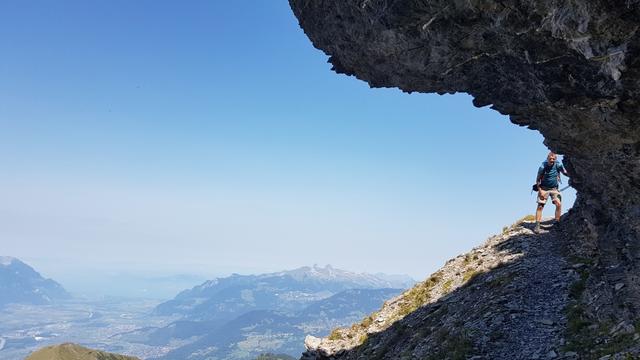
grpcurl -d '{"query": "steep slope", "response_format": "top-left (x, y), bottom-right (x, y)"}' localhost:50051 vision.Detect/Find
top-left (302, 218), bottom-right (638, 359)
top-left (25, 343), bottom-right (139, 360)
top-left (0, 256), bottom-right (70, 306)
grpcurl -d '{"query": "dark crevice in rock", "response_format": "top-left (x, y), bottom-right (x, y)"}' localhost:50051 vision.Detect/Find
top-left (289, 0), bottom-right (640, 357)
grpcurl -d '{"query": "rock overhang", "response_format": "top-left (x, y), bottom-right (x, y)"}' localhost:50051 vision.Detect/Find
top-left (288, 0), bottom-right (640, 228)
top-left (289, 0), bottom-right (640, 340)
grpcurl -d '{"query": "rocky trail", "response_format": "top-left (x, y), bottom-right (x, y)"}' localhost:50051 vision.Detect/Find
top-left (480, 223), bottom-right (572, 359)
top-left (301, 219), bottom-right (584, 359)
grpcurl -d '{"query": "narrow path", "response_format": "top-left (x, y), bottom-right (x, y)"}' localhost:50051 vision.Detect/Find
top-left (300, 221), bottom-right (574, 360)
top-left (486, 225), bottom-right (571, 359)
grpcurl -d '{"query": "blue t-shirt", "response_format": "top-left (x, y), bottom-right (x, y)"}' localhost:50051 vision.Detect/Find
top-left (538, 161), bottom-right (564, 189)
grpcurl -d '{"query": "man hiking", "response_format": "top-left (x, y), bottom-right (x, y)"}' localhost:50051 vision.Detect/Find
top-left (534, 152), bottom-right (569, 233)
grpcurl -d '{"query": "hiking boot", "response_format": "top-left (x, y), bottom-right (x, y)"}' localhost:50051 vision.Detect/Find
top-left (534, 223), bottom-right (541, 233)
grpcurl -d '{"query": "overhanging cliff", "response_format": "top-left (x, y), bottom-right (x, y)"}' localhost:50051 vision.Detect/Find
top-left (289, 0), bottom-right (640, 358)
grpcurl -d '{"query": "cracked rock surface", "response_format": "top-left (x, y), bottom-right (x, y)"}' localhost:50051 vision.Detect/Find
top-left (289, 0), bottom-right (640, 358)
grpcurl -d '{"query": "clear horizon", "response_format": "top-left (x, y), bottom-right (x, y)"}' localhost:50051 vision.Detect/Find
top-left (1, 1), bottom-right (576, 291)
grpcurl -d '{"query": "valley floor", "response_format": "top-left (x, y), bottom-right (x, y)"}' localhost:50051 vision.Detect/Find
top-left (0, 298), bottom-right (176, 360)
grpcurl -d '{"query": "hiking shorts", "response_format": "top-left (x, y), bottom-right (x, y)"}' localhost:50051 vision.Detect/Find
top-left (537, 188), bottom-right (561, 206)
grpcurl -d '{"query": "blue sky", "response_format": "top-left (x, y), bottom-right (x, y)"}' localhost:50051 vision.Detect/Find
top-left (0, 1), bottom-right (575, 286)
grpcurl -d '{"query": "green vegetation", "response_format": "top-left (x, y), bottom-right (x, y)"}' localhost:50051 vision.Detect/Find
top-left (503, 214), bottom-right (536, 234)
top-left (255, 354), bottom-right (296, 360)
top-left (562, 257), bottom-right (639, 358)
top-left (361, 314), bottom-right (374, 328)
top-left (353, 270), bottom-right (446, 332)
top-left (442, 279), bottom-right (454, 293)
top-left (358, 333), bottom-right (368, 345)
top-left (396, 273), bottom-right (442, 317)
top-left (462, 269), bottom-right (480, 283)
top-left (595, 332), bottom-right (637, 357)
top-left (568, 268), bottom-right (589, 299)
top-left (565, 315), bottom-right (639, 358)
top-left (25, 343), bottom-right (140, 360)
top-left (328, 328), bottom-right (344, 340)
top-left (519, 214), bottom-right (536, 223)
top-left (462, 253), bottom-right (481, 266)
top-left (425, 271), bottom-right (443, 287)
top-left (333, 312), bottom-right (376, 344)
top-left (563, 258), bottom-right (593, 355)
top-left (488, 273), bottom-right (515, 289)
top-left (566, 303), bottom-right (590, 336)
top-left (425, 330), bottom-right (473, 360)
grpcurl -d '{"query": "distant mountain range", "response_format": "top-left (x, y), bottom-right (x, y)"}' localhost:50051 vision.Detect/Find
top-left (0, 256), bottom-right (70, 307)
top-left (154, 264), bottom-right (413, 321)
top-left (151, 288), bottom-right (402, 360)
top-left (1, 260), bottom-right (412, 360)
top-left (127, 265), bottom-right (414, 360)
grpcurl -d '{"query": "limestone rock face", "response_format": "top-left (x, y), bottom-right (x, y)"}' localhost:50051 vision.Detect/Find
top-left (288, 0), bottom-right (639, 229)
top-left (289, 0), bottom-right (640, 358)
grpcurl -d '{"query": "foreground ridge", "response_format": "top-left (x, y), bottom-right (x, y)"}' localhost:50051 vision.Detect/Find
top-left (25, 343), bottom-right (140, 360)
top-left (302, 217), bottom-right (639, 359)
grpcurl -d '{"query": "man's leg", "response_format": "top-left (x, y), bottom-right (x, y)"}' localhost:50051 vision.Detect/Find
top-left (554, 200), bottom-right (562, 221)
top-left (535, 191), bottom-right (548, 233)
top-left (536, 204), bottom-right (544, 223)
top-left (535, 203), bottom-right (545, 233)
top-left (551, 190), bottom-right (562, 222)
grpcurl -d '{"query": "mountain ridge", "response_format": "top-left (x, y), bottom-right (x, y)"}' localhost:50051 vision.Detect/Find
top-left (144, 266), bottom-right (410, 360)
top-left (24, 343), bottom-right (139, 360)
top-left (151, 288), bottom-right (403, 360)
top-left (301, 219), bottom-right (572, 359)
top-left (154, 264), bottom-right (413, 321)
top-left (0, 256), bottom-right (70, 307)
top-left (300, 217), bottom-right (640, 359)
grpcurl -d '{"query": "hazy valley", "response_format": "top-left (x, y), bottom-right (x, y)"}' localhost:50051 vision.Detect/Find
top-left (0, 258), bottom-right (412, 360)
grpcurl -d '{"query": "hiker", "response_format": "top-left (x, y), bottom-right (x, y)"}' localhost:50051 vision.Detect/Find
top-left (534, 152), bottom-right (569, 233)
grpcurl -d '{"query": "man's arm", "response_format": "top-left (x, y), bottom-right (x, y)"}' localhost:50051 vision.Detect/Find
top-left (536, 170), bottom-right (545, 195)
top-left (557, 163), bottom-right (569, 177)
top-left (536, 167), bottom-right (544, 186)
